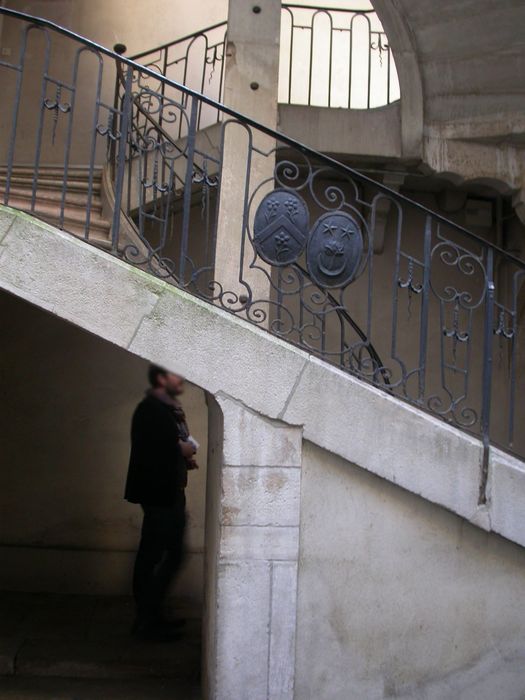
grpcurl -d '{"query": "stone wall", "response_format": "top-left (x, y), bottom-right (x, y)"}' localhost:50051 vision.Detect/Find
top-left (296, 441), bottom-right (525, 699)
top-left (2, 0), bottom-right (227, 56)
top-left (204, 395), bottom-right (302, 700)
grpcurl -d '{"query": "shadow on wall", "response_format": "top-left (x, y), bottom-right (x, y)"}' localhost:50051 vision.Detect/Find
top-left (0, 290), bottom-right (209, 605)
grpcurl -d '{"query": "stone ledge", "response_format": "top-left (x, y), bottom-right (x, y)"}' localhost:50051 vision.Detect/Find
top-left (127, 287), bottom-right (308, 422)
top-left (489, 449), bottom-right (525, 548)
top-left (282, 356), bottom-right (485, 526)
top-left (0, 209), bottom-right (160, 349)
top-left (278, 102), bottom-right (402, 159)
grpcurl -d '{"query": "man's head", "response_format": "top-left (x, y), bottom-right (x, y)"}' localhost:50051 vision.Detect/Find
top-left (148, 364), bottom-right (185, 396)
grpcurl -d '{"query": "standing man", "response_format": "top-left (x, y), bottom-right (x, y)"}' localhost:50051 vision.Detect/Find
top-left (125, 364), bottom-right (198, 641)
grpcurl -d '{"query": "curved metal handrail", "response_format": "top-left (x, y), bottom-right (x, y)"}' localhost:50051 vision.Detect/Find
top-left (114, 60), bottom-right (194, 167)
top-left (131, 21), bottom-right (228, 62)
top-left (294, 262), bottom-right (391, 386)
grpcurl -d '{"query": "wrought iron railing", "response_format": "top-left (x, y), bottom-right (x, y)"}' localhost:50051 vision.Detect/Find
top-left (280, 3), bottom-right (399, 109)
top-left (130, 22), bottom-right (227, 132)
top-left (128, 4), bottom-right (399, 114)
top-left (0, 8), bottom-right (523, 488)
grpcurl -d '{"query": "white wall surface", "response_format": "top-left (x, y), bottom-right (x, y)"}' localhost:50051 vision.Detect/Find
top-left (296, 441), bottom-right (525, 700)
top-left (4, 0), bottom-right (227, 56)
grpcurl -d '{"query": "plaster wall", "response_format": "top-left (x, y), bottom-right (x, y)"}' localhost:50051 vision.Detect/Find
top-left (296, 440), bottom-right (525, 700)
top-left (278, 102), bottom-right (402, 159)
top-left (0, 290), bottom-right (209, 603)
top-left (3, 0), bottom-right (226, 61)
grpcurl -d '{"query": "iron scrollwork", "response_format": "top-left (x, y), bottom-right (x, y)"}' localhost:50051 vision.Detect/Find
top-left (43, 85), bottom-right (71, 144)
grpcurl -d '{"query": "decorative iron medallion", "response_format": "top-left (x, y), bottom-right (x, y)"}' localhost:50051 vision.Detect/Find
top-left (307, 211), bottom-right (363, 288)
top-left (253, 189), bottom-right (309, 266)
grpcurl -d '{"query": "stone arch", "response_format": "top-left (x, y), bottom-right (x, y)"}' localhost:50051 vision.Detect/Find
top-left (370, 0), bottom-right (424, 160)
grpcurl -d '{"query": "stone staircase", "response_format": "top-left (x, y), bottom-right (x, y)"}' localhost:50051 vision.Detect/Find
top-left (0, 167), bottom-right (112, 247)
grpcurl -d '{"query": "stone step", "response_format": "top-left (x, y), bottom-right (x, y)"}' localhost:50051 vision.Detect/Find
top-left (1, 198), bottom-right (107, 227)
top-left (0, 676), bottom-right (201, 699)
top-left (0, 177), bottom-right (102, 195)
top-left (61, 225), bottom-right (112, 247)
top-left (14, 629), bottom-right (201, 682)
top-left (0, 167), bottom-right (103, 188)
top-left (1, 201), bottom-right (111, 241)
top-left (0, 186), bottom-right (103, 211)
top-left (0, 165), bottom-right (111, 241)
top-left (0, 166), bottom-right (101, 178)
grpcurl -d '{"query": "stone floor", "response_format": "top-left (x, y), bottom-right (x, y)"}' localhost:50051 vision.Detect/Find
top-left (0, 592), bottom-right (202, 699)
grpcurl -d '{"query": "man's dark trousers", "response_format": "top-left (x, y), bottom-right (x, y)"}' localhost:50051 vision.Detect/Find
top-left (133, 490), bottom-right (186, 626)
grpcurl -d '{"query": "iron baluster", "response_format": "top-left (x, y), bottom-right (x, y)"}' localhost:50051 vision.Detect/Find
top-left (418, 216), bottom-right (432, 403)
top-left (111, 66), bottom-right (133, 252)
top-left (83, 50), bottom-right (104, 240)
top-left (479, 248), bottom-right (495, 504)
top-left (179, 98), bottom-right (199, 284)
top-left (31, 28), bottom-right (52, 214)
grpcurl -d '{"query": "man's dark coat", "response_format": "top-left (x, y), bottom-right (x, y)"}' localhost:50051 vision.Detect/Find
top-left (125, 395), bottom-right (187, 506)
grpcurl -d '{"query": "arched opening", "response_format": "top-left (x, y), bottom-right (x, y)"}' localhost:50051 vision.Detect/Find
top-left (278, 0), bottom-right (400, 109)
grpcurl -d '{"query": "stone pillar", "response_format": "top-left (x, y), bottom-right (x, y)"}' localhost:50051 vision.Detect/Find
top-left (213, 0), bottom-right (281, 313)
top-left (204, 394), bottom-right (302, 700)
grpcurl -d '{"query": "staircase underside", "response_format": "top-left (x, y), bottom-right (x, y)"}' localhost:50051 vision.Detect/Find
top-left (0, 204), bottom-right (523, 551)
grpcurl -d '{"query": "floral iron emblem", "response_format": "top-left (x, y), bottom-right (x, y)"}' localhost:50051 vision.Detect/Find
top-left (253, 189), bottom-right (309, 266)
top-left (307, 211), bottom-right (363, 288)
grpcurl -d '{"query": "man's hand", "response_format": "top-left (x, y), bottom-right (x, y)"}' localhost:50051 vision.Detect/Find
top-left (179, 440), bottom-right (196, 458)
